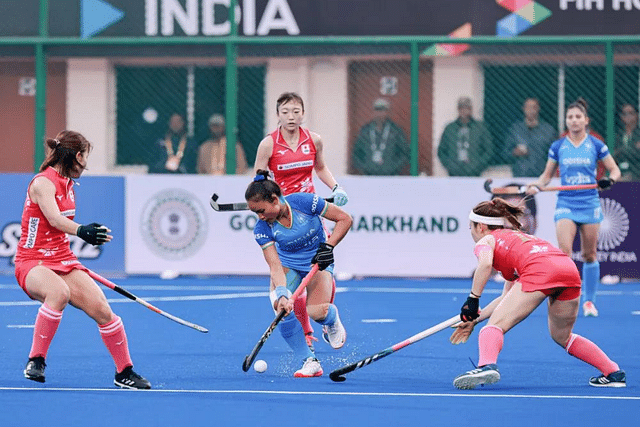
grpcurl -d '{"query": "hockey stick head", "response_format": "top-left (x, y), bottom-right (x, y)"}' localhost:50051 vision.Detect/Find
top-left (329, 372), bottom-right (347, 382)
top-left (210, 193), bottom-right (221, 211)
top-left (242, 355), bottom-right (252, 372)
top-left (483, 179), bottom-right (494, 194)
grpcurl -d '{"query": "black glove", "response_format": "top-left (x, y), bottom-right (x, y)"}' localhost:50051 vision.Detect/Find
top-left (460, 296), bottom-right (480, 322)
top-left (597, 177), bottom-right (615, 190)
top-left (311, 242), bottom-right (334, 271)
top-left (77, 223), bottom-right (109, 246)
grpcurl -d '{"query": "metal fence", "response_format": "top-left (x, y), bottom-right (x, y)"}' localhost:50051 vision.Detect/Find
top-left (1, 35), bottom-right (640, 180)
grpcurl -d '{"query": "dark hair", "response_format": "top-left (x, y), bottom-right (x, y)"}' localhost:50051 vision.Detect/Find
top-left (245, 169), bottom-right (282, 202)
top-left (276, 92), bottom-right (304, 114)
top-left (566, 97), bottom-right (589, 117)
top-left (39, 130), bottom-right (92, 177)
top-left (471, 198), bottom-right (524, 230)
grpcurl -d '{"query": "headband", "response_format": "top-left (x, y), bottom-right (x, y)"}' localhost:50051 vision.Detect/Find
top-left (469, 211), bottom-right (505, 226)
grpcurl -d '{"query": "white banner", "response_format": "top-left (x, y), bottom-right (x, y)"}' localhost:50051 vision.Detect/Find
top-left (125, 175), bottom-right (561, 277)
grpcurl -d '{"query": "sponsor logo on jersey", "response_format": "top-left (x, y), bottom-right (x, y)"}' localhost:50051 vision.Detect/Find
top-left (301, 144), bottom-right (310, 155)
top-left (276, 160), bottom-right (313, 171)
top-left (25, 217), bottom-right (39, 249)
top-left (140, 188), bottom-right (208, 260)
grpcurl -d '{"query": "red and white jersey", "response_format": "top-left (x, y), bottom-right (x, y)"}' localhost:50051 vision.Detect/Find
top-left (487, 229), bottom-right (580, 291)
top-left (15, 167), bottom-right (77, 263)
top-left (268, 127), bottom-right (317, 195)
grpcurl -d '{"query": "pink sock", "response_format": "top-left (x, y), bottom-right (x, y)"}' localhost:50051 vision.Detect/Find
top-left (566, 333), bottom-right (619, 375)
top-left (477, 325), bottom-right (504, 366)
top-left (99, 315), bottom-right (133, 373)
top-left (29, 303), bottom-right (63, 359)
top-left (294, 291), bottom-right (314, 336)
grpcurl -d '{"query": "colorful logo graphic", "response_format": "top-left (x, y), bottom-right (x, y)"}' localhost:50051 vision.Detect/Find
top-left (496, 0), bottom-right (552, 37)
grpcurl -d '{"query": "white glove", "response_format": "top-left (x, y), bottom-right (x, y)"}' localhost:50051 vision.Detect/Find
top-left (330, 185), bottom-right (349, 206)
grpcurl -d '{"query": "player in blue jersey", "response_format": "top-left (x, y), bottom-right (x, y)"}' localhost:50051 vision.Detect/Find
top-left (245, 170), bottom-right (353, 377)
top-left (527, 98), bottom-right (621, 317)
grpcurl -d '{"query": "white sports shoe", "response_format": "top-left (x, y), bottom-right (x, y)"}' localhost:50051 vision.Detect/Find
top-left (294, 357), bottom-right (323, 378)
top-left (583, 301), bottom-right (599, 317)
top-left (322, 310), bottom-right (347, 349)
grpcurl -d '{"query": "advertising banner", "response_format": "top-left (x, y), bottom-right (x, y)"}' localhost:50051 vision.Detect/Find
top-left (0, 174), bottom-right (126, 276)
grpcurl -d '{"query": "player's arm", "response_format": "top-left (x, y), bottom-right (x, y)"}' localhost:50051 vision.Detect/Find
top-left (527, 158), bottom-right (557, 194)
top-left (459, 235), bottom-right (495, 322)
top-left (321, 203), bottom-right (353, 247)
top-left (262, 244), bottom-right (292, 313)
top-left (253, 136), bottom-right (273, 173)
top-left (599, 154), bottom-right (622, 188)
top-left (312, 133), bottom-right (349, 206)
top-left (30, 177), bottom-right (112, 245)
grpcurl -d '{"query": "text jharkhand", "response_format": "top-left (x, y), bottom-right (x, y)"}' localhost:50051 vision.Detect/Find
top-left (352, 216), bottom-right (459, 233)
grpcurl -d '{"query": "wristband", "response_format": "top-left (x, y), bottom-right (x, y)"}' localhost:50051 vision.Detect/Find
top-left (332, 184), bottom-right (340, 191)
top-left (274, 286), bottom-right (289, 301)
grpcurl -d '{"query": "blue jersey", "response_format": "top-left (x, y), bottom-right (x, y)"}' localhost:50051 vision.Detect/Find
top-left (253, 193), bottom-right (329, 272)
top-left (548, 135), bottom-right (610, 212)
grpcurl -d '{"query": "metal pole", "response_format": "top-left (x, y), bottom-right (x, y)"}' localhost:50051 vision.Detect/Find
top-left (225, 0), bottom-right (238, 174)
top-left (410, 42), bottom-right (419, 176)
top-left (605, 41), bottom-right (615, 151)
top-left (33, 0), bottom-right (49, 172)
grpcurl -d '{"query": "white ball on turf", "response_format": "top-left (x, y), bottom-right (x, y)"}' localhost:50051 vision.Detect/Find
top-left (254, 360), bottom-right (267, 373)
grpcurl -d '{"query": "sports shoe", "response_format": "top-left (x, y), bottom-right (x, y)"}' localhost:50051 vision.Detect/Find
top-left (114, 366), bottom-right (151, 389)
top-left (583, 301), bottom-right (599, 317)
top-left (24, 356), bottom-right (46, 383)
top-left (294, 357), bottom-right (323, 378)
top-left (305, 332), bottom-right (318, 352)
top-left (589, 369), bottom-right (626, 388)
top-left (322, 311), bottom-right (347, 349)
top-left (453, 364), bottom-right (501, 390)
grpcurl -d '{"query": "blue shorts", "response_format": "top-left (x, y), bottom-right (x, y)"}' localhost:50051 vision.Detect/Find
top-left (554, 202), bottom-right (602, 224)
top-left (285, 265), bottom-right (333, 293)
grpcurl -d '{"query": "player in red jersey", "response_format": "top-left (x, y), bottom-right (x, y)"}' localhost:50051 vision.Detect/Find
top-left (14, 131), bottom-right (150, 389)
top-left (254, 92), bottom-right (348, 350)
top-left (450, 198), bottom-right (625, 389)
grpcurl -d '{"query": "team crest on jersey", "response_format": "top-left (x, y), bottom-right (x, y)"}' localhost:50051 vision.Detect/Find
top-left (301, 144), bottom-right (310, 155)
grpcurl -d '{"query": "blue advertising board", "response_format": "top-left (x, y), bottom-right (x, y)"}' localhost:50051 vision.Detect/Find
top-left (0, 174), bottom-right (125, 277)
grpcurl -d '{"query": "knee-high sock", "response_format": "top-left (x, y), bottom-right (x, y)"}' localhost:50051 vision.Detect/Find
top-left (279, 313), bottom-right (315, 361)
top-left (581, 261), bottom-right (599, 303)
top-left (99, 315), bottom-right (133, 373)
top-left (293, 290), bottom-right (314, 336)
top-left (317, 304), bottom-right (338, 326)
top-left (477, 325), bottom-right (504, 367)
top-left (29, 303), bottom-right (63, 359)
top-left (566, 333), bottom-right (619, 376)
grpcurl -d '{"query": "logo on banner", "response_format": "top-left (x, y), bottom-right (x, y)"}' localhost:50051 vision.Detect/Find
top-left (140, 188), bottom-right (208, 260)
top-left (598, 198), bottom-right (630, 251)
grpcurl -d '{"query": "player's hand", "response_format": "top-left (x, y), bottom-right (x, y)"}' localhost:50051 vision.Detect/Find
top-left (460, 295), bottom-right (480, 322)
top-left (275, 296), bottom-right (293, 314)
top-left (330, 185), bottom-right (349, 206)
top-left (77, 223), bottom-right (111, 245)
top-left (597, 177), bottom-right (615, 190)
top-left (525, 184), bottom-right (540, 196)
top-left (311, 242), bottom-right (334, 270)
top-left (450, 320), bottom-right (476, 345)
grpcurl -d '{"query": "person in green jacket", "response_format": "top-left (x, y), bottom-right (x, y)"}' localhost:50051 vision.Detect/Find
top-left (437, 97), bottom-right (493, 177)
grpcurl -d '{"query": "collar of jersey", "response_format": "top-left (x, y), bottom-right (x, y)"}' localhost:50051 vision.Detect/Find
top-left (275, 197), bottom-right (293, 229)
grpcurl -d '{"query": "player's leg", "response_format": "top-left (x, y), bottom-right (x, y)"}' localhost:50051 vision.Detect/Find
top-left (550, 291), bottom-right (625, 387)
top-left (277, 269), bottom-right (321, 377)
top-left (22, 266), bottom-right (69, 382)
top-left (555, 218), bottom-right (578, 257)
top-left (306, 271), bottom-right (346, 349)
top-left (579, 222), bottom-right (601, 316)
top-left (65, 269), bottom-right (150, 389)
top-left (454, 283), bottom-right (546, 389)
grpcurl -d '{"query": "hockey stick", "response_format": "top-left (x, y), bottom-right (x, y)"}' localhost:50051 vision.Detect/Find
top-left (483, 178), bottom-right (597, 195)
top-left (87, 270), bottom-right (208, 333)
top-left (329, 315), bottom-right (459, 382)
top-left (210, 193), bottom-right (334, 212)
top-left (242, 264), bottom-right (320, 372)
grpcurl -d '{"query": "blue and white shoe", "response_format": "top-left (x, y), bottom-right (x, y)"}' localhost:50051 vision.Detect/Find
top-left (453, 364), bottom-right (500, 390)
top-left (589, 370), bottom-right (626, 388)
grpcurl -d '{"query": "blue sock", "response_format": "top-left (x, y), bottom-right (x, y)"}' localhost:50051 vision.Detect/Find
top-left (279, 313), bottom-right (314, 361)
top-left (318, 304), bottom-right (337, 326)
top-left (582, 261), bottom-right (599, 303)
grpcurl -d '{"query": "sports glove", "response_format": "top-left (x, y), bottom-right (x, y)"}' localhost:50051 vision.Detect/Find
top-left (460, 295), bottom-right (480, 322)
top-left (597, 177), bottom-right (615, 190)
top-left (77, 223), bottom-right (109, 246)
top-left (311, 242), bottom-right (334, 270)
top-left (330, 185), bottom-right (349, 207)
